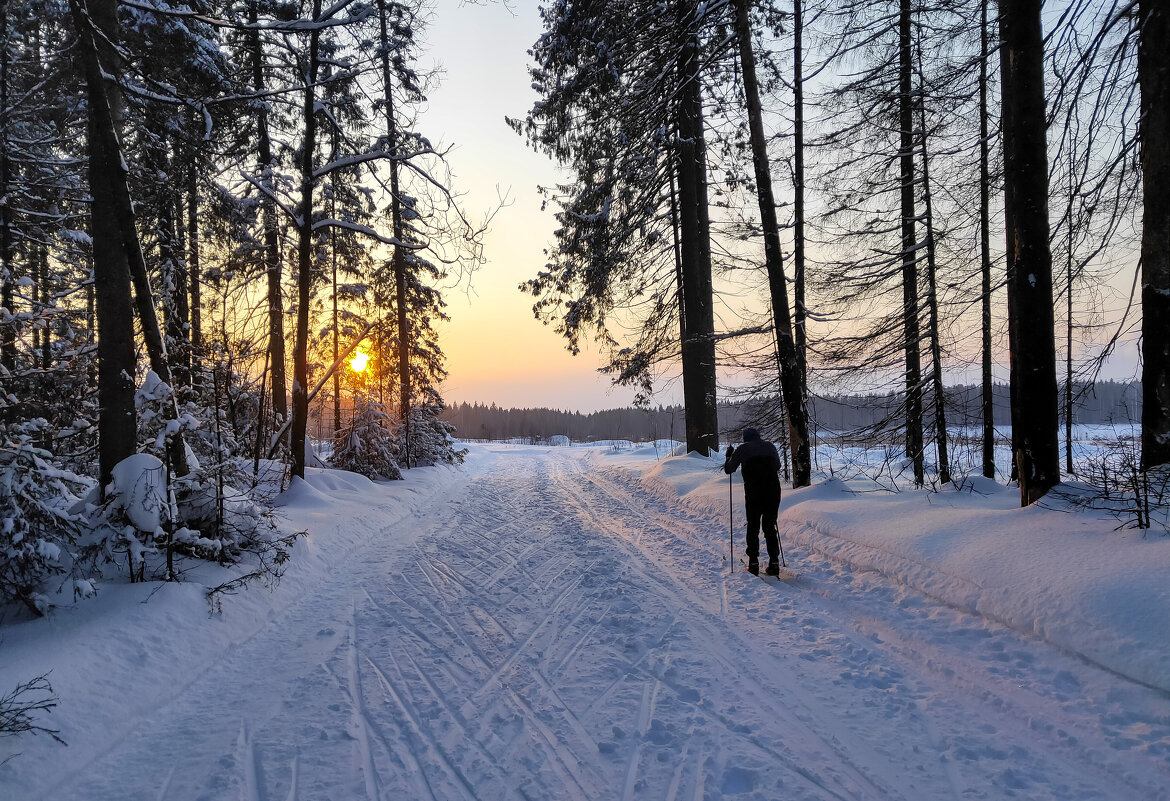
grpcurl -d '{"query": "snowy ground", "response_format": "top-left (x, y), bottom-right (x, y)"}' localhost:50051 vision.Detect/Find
top-left (2, 443), bottom-right (1169, 799)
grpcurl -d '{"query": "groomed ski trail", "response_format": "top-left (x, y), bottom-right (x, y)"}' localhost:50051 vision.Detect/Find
top-left (32, 446), bottom-right (1170, 800)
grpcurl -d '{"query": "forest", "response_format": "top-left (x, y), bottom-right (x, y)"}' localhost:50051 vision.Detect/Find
top-left (0, 0), bottom-right (1165, 731)
top-left (445, 381), bottom-right (1143, 445)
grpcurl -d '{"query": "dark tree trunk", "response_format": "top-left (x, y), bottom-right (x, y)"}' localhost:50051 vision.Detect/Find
top-left (979, 0), bottom-right (995, 479)
top-left (70, 0), bottom-right (136, 489)
top-left (187, 161), bottom-right (202, 388)
top-left (999, 0), bottom-right (1059, 505)
top-left (1065, 145), bottom-right (1075, 476)
top-left (290, 0), bottom-right (324, 479)
top-left (914, 23), bottom-right (950, 485)
top-left (249, 0), bottom-right (287, 432)
top-left (733, 0), bottom-right (810, 487)
top-left (1140, 0), bottom-right (1170, 470)
top-left (900, 0), bottom-right (924, 486)
top-left (0, 0), bottom-right (12, 376)
top-left (38, 244), bottom-right (49, 369)
top-left (675, 26), bottom-right (719, 457)
top-left (793, 0), bottom-right (807, 394)
top-left (378, 0), bottom-right (411, 467)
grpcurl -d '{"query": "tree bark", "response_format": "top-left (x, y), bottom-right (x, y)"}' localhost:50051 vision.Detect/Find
top-left (0, 0), bottom-right (13, 375)
top-left (378, 0), bottom-right (411, 468)
top-left (249, 0), bottom-right (288, 432)
top-left (187, 160), bottom-right (202, 387)
top-left (1140, 0), bottom-right (1170, 470)
top-left (70, 0), bottom-right (136, 489)
top-left (914, 21), bottom-right (950, 485)
top-left (675, 24), bottom-right (719, 457)
top-left (290, 0), bottom-right (324, 479)
top-left (998, 0), bottom-right (1059, 505)
top-left (793, 0), bottom-right (808, 395)
top-left (733, 0), bottom-right (810, 486)
top-left (900, 0), bottom-right (924, 486)
top-left (979, 0), bottom-right (995, 479)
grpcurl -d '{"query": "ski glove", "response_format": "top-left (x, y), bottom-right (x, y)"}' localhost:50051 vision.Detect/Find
top-left (725, 445), bottom-right (735, 458)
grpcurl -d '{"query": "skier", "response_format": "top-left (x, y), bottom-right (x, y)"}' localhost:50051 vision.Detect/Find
top-left (724, 427), bottom-right (783, 576)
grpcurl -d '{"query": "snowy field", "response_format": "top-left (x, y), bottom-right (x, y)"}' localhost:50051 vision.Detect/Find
top-left (1, 442), bottom-right (1169, 799)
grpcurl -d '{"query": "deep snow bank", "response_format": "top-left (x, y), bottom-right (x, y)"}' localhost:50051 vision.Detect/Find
top-left (0, 457), bottom-right (467, 774)
top-left (599, 443), bottom-right (1170, 692)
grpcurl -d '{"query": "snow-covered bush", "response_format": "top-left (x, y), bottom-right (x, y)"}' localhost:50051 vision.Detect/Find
top-left (0, 423), bottom-right (90, 614)
top-left (396, 400), bottom-right (467, 468)
top-left (332, 396), bottom-right (402, 480)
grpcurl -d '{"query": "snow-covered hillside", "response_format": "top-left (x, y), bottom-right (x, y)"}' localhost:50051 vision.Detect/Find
top-left (1, 443), bottom-right (1168, 799)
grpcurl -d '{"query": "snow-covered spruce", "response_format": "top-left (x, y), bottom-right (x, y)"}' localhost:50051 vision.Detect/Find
top-left (0, 421), bottom-right (90, 615)
top-left (331, 395), bottom-right (402, 480)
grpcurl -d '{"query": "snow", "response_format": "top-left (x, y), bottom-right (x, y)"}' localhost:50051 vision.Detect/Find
top-left (2, 445), bottom-right (1169, 799)
top-left (109, 452), bottom-right (166, 532)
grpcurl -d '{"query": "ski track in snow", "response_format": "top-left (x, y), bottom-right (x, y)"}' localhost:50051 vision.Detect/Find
top-left (30, 446), bottom-right (1170, 800)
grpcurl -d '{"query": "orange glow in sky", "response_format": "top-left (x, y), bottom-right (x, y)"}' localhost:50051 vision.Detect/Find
top-left (349, 350), bottom-right (369, 374)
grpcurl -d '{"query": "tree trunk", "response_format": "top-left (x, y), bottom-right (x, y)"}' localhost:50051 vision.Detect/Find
top-left (70, 0), bottom-right (136, 489)
top-left (979, 0), bottom-right (995, 479)
top-left (187, 160), bottom-right (202, 388)
top-left (290, 0), bottom-right (324, 480)
top-left (793, 0), bottom-right (808, 395)
top-left (0, 0), bottom-right (12, 376)
top-left (675, 25), bottom-right (719, 457)
top-left (1140, 0), bottom-right (1170, 470)
top-left (249, 0), bottom-right (288, 433)
top-left (733, 0), bottom-right (810, 486)
top-left (1065, 144), bottom-right (1075, 476)
top-left (378, 0), bottom-right (411, 468)
top-left (998, 0), bottom-right (1060, 505)
top-left (914, 22), bottom-right (950, 485)
top-left (900, 0), bottom-right (924, 486)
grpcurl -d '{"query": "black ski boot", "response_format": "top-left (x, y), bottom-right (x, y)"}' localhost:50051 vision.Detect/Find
top-left (765, 559), bottom-right (781, 577)
top-left (748, 557), bottom-right (760, 576)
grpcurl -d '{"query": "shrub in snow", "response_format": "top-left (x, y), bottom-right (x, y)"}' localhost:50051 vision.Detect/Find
top-left (0, 423), bottom-right (90, 615)
top-left (550, 434), bottom-right (570, 446)
top-left (396, 400), bottom-right (467, 468)
top-left (332, 396), bottom-right (402, 480)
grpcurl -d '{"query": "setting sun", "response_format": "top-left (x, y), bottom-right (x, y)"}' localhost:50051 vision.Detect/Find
top-left (349, 350), bottom-right (369, 373)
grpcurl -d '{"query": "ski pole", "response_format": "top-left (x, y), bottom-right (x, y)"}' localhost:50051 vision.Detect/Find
top-left (729, 473), bottom-right (734, 573)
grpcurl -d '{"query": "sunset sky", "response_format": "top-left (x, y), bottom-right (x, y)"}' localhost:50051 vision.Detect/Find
top-left (418, 0), bottom-right (648, 413)
top-left (416, 0), bottom-right (1141, 414)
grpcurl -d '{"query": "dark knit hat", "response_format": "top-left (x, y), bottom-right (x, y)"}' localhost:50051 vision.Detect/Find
top-left (743, 427), bottom-right (760, 442)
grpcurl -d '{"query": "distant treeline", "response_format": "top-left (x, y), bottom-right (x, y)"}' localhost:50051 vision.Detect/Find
top-left (444, 381), bottom-right (1140, 443)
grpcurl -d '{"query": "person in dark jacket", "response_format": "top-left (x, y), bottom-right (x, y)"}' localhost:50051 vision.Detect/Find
top-left (723, 427), bottom-right (782, 576)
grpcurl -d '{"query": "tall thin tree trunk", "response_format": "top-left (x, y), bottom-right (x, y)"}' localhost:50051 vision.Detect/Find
top-left (290, 0), bottom-right (324, 480)
top-left (793, 0), bottom-right (807, 395)
top-left (979, 0), bottom-right (995, 479)
top-left (1065, 144), bottom-right (1075, 476)
top-left (1140, 0), bottom-right (1170, 470)
top-left (675, 21), bottom-right (719, 457)
top-left (377, 0), bottom-right (411, 468)
top-left (38, 244), bottom-right (49, 369)
top-left (70, 0), bottom-right (136, 489)
top-left (733, 0), bottom-right (810, 486)
top-left (999, 0), bottom-right (1059, 505)
top-left (914, 23), bottom-right (950, 485)
top-left (331, 126), bottom-right (341, 436)
top-left (0, 0), bottom-right (13, 376)
top-left (187, 160), bottom-right (202, 388)
top-left (900, 0), bottom-right (924, 486)
top-left (249, 0), bottom-right (287, 433)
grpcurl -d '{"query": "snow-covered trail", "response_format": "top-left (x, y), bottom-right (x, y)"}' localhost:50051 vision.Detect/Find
top-left (39, 447), bottom-right (1170, 800)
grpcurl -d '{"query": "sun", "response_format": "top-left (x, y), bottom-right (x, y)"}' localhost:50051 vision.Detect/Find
top-left (349, 350), bottom-right (369, 373)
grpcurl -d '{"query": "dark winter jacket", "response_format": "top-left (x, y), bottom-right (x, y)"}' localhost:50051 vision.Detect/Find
top-left (724, 437), bottom-right (782, 499)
